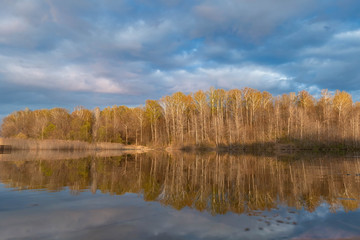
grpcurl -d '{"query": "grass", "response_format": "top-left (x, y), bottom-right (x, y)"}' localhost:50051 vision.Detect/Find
top-left (0, 137), bottom-right (148, 151)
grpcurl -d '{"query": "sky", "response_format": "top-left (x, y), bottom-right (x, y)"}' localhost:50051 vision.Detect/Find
top-left (1, 0), bottom-right (360, 121)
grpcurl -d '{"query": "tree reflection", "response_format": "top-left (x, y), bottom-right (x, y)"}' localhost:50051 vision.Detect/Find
top-left (0, 152), bottom-right (359, 214)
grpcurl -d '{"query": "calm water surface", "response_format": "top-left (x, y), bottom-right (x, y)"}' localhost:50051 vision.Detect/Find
top-left (0, 151), bottom-right (360, 240)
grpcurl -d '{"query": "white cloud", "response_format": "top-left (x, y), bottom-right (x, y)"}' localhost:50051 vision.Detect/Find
top-left (0, 17), bottom-right (30, 36)
top-left (0, 56), bottom-right (128, 94)
top-left (153, 65), bottom-right (293, 93)
top-left (334, 29), bottom-right (360, 41)
top-left (114, 20), bottom-right (176, 51)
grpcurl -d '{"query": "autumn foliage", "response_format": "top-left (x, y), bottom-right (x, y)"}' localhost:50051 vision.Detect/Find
top-left (1, 88), bottom-right (360, 149)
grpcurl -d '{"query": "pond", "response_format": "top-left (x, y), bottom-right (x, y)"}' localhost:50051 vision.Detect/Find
top-left (0, 151), bottom-right (360, 239)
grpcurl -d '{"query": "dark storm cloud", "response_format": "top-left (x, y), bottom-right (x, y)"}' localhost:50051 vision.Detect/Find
top-left (1, 0), bottom-right (360, 121)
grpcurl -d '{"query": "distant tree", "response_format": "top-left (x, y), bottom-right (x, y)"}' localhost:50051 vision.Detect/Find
top-left (145, 100), bottom-right (163, 143)
top-left (70, 106), bottom-right (93, 142)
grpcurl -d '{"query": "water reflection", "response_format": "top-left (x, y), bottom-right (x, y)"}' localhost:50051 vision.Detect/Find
top-left (1, 152), bottom-right (359, 215)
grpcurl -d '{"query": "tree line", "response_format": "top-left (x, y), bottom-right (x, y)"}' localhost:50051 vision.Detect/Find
top-left (1, 87), bottom-right (360, 148)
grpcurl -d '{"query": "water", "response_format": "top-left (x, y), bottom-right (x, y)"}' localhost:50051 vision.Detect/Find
top-left (0, 151), bottom-right (360, 239)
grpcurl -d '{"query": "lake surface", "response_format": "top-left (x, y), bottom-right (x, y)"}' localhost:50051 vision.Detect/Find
top-left (0, 151), bottom-right (360, 239)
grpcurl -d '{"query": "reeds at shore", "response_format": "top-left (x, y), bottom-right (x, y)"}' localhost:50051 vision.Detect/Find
top-left (0, 137), bottom-right (147, 151)
top-left (0, 149), bottom-right (148, 162)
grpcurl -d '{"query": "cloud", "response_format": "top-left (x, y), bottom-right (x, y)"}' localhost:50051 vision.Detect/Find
top-left (191, 0), bottom-right (315, 39)
top-left (0, 16), bottom-right (30, 37)
top-left (154, 65), bottom-right (293, 94)
top-left (1, 0), bottom-right (360, 119)
top-left (2, 62), bottom-right (126, 94)
top-left (281, 28), bottom-right (360, 93)
top-left (335, 29), bottom-right (360, 41)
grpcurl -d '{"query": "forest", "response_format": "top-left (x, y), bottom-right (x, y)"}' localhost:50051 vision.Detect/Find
top-left (1, 87), bottom-right (360, 149)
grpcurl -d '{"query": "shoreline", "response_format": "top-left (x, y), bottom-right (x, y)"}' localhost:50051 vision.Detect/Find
top-left (165, 143), bottom-right (360, 156)
top-left (0, 137), bottom-right (149, 151)
top-left (2, 137), bottom-right (360, 157)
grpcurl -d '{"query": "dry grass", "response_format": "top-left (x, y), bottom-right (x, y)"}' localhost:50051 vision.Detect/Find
top-left (0, 137), bottom-right (148, 151)
top-left (0, 149), bottom-right (148, 161)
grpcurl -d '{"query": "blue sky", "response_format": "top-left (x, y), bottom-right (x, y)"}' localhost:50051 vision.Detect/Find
top-left (1, 0), bottom-right (360, 120)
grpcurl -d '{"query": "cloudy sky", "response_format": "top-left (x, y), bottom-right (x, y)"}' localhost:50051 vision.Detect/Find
top-left (1, 0), bottom-right (360, 120)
